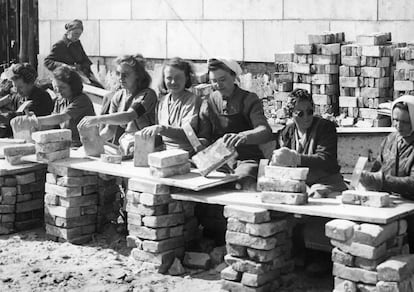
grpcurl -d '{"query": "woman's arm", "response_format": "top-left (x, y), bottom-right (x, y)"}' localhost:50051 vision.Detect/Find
top-left (99, 124), bottom-right (117, 142)
top-left (37, 112), bottom-right (71, 127)
top-left (79, 109), bottom-right (137, 128)
top-left (0, 95), bottom-right (12, 108)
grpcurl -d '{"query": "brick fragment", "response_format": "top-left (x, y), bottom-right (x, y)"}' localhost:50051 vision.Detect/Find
top-left (220, 266), bottom-right (241, 281)
top-left (376, 254), bottom-right (414, 282)
top-left (354, 222), bottom-right (398, 246)
top-left (332, 247), bottom-right (354, 266)
top-left (325, 219), bottom-right (357, 241)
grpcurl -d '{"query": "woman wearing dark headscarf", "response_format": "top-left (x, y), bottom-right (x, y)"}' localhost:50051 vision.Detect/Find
top-left (44, 19), bottom-right (101, 87)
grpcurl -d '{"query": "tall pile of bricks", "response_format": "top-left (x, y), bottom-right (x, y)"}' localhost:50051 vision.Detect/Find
top-left (44, 165), bottom-right (98, 244)
top-left (339, 33), bottom-right (393, 127)
top-left (221, 206), bottom-right (293, 292)
top-left (32, 129), bottom-right (71, 162)
top-left (291, 32), bottom-right (344, 117)
top-left (393, 46), bottom-right (414, 98)
top-left (127, 178), bottom-right (185, 273)
top-left (0, 166), bottom-right (46, 234)
top-left (325, 218), bottom-right (409, 291)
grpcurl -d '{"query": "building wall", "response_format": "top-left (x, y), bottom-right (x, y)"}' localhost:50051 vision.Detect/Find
top-left (38, 0), bottom-right (414, 62)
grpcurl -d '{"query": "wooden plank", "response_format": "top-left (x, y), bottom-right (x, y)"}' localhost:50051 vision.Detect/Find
top-left (22, 154), bottom-right (238, 191)
top-left (0, 159), bottom-right (45, 176)
top-left (170, 190), bottom-right (414, 224)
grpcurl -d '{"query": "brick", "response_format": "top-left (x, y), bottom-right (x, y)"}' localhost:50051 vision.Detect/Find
top-left (376, 254), bottom-right (414, 282)
top-left (361, 67), bottom-right (389, 78)
top-left (128, 178), bottom-right (170, 194)
top-left (308, 33), bottom-right (335, 44)
top-left (354, 222), bottom-right (398, 246)
top-left (340, 77), bottom-right (361, 88)
top-left (312, 54), bottom-right (337, 65)
top-left (362, 45), bottom-right (392, 57)
top-left (45, 223), bottom-right (95, 240)
top-left (128, 224), bottom-right (169, 241)
top-left (16, 199), bottom-right (43, 213)
top-left (0, 205), bottom-right (15, 213)
top-left (355, 256), bottom-right (387, 271)
top-left (47, 165), bottom-right (84, 177)
top-left (294, 44), bottom-right (314, 54)
top-left (134, 204), bottom-right (168, 216)
top-left (1, 186), bottom-right (17, 197)
top-left (35, 140), bottom-right (71, 153)
top-left (0, 222), bottom-right (14, 234)
top-left (261, 192), bottom-right (308, 205)
top-left (4, 177), bottom-right (17, 186)
top-left (325, 219), bottom-right (357, 241)
top-left (357, 33), bottom-right (390, 46)
top-left (45, 205), bottom-right (81, 218)
top-left (312, 94), bottom-right (332, 105)
top-left (333, 263), bottom-right (378, 284)
top-left (0, 214), bottom-right (15, 223)
top-left (331, 239), bottom-right (387, 260)
top-left (142, 213), bottom-right (185, 228)
top-left (342, 190), bottom-right (391, 207)
top-left (56, 175), bottom-right (98, 187)
top-left (46, 173), bottom-right (57, 184)
top-left (15, 172), bottom-right (36, 185)
top-left (359, 108), bottom-right (381, 120)
top-left (221, 266), bottom-right (241, 281)
top-left (126, 235), bottom-right (142, 248)
top-left (45, 183), bottom-right (82, 198)
top-left (36, 148), bottom-right (70, 162)
top-left (247, 246), bottom-right (283, 263)
top-left (133, 132), bottom-right (155, 167)
top-left (16, 181), bottom-right (44, 195)
top-left (241, 270), bottom-right (279, 287)
top-left (224, 254), bottom-right (275, 274)
top-left (226, 243), bottom-right (247, 257)
top-left (3, 144), bottom-right (35, 156)
top-left (342, 56), bottom-right (362, 66)
top-left (293, 82), bottom-right (311, 92)
top-left (142, 236), bottom-right (184, 253)
top-left (315, 43), bottom-right (341, 55)
top-left (49, 214), bottom-right (96, 228)
top-left (274, 52), bottom-right (294, 62)
top-left (257, 177), bottom-right (306, 193)
top-left (332, 247), bottom-right (354, 266)
top-left (339, 96), bottom-right (358, 108)
top-left (147, 149), bottom-right (189, 168)
top-left (169, 225), bottom-right (183, 238)
top-left (44, 193), bottom-right (59, 205)
top-left (394, 80), bottom-right (414, 91)
top-left (32, 129), bottom-right (71, 143)
top-left (312, 64), bottom-right (339, 74)
top-left (127, 212), bottom-right (141, 224)
top-left (376, 280), bottom-right (412, 292)
top-left (334, 277), bottom-right (357, 292)
top-left (289, 62), bottom-right (311, 74)
top-left (4, 155), bottom-right (27, 165)
top-left (168, 201), bottom-right (182, 214)
top-left (226, 231), bottom-right (281, 250)
top-left (82, 185), bottom-right (97, 195)
top-left (399, 220), bottom-right (408, 236)
top-left (246, 219), bottom-right (287, 237)
top-left (150, 162), bottom-right (191, 178)
top-left (311, 74), bottom-right (338, 85)
top-left (130, 248), bottom-right (175, 273)
top-left (223, 205), bottom-right (270, 223)
top-left (139, 192), bottom-right (171, 206)
top-left (58, 194), bottom-right (98, 208)
top-left (264, 165), bottom-right (308, 181)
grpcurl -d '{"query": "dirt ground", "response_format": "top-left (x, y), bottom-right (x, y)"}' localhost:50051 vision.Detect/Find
top-left (0, 226), bottom-right (332, 292)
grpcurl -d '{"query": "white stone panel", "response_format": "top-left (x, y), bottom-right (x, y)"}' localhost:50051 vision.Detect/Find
top-left (281, 20), bottom-right (330, 51)
top-left (38, 0), bottom-right (57, 20)
top-left (88, 0), bottom-right (131, 20)
top-left (167, 21), bottom-right (203, 59)
top-left (203, 0), bottom-right (283, 20)
top-left (100, 21), bottom-right (167, 58)
top-left (284, 0), bottom-right (377, 21)
top-left (379, 0), bottom-right (414, 20)
top-left (132, 0), bottom-right (203, 20)
top-left (57, 0), bottom-right (87, 20)
top-left (38, 21), bottom-right (51, 55)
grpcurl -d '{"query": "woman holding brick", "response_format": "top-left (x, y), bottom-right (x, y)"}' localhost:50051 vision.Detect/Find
top-left (11, 66), bottom-right (95, 147)
top-left (271, 88), bottom-right (347, 198)
top-left (139, 57), bottom-right (207, 153)
top-left (78, 54), bottom-right (157, 152)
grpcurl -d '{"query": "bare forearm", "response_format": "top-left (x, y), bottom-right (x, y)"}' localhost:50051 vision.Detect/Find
top-left (241, 125), bottom-right (272, 145)
top-left (99, 125), bottom-right (116, 141)
top-left (97, 110), bottom-right (137, 126)
top-left (37, 113), bottom-right (70, 126)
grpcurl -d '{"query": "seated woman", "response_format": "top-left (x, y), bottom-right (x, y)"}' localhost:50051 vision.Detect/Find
top-left (271, 88), bottom-right (347, 197)
top-left (11, 66), bottom-right (95, 147)
top-left (0, 63), bottom-right (54, 137)
top-left (78, 55), bottom-right (157, 147)
top-left (200, 58), bottom-right (273, 186)
top-left (140, 57), bottom-right (206, 153)
top-left (44, 19), bottom-right (102, 88)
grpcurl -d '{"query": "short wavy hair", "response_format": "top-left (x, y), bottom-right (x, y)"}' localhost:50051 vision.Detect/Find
top-left (9, 63), bottom-right (37, 84)
top-left (52, 66), bottom-right (83, 96)
top-left (284, 88), bottom-right (314, 118)
top-left (159, 57), bottom-right (194, 95)
top-left (115, 54), bottom-right (151, 92)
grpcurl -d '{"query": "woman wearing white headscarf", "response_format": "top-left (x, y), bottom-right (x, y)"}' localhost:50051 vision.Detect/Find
top-left (360, 95), bottom-right (414, 197)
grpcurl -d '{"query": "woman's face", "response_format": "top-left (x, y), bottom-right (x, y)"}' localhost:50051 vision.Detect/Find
top-left (116, 63), bottom-right (138, 92)
top-left (393, 107), bottom-right (412, 137)
top-left (66, 28), bottom-right (83, 42)
top-left (53, 79), bottom-right (72, 99)
top-left (163, 65), bottom-right (186, 95)
top-left (292, 100), bottom-right (314, 131)
top-left (12, 78), bottom-right (33, 97)
top-left (209, 69), bottom-right (235, 97)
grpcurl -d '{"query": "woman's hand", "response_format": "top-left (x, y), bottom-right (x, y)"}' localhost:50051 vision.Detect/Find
top-left (140, 125), bottom-right (164, 138)
top-left (359, 170), bottom-right (383, 191)
top-left (223, 133), bottom-right (247, 148)
top-left (271, 147), bottom-right (300, 167)
top-left (78, 116), bottom-right (99, 129)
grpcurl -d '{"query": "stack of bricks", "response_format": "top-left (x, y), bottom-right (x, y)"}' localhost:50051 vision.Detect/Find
top-left (96, 173), bottom-right (121, 231)
top-left (221, 205), bottom-right (293, 292)
top-left (339, 32), bottom-right (393, 127)
top-left (147, 149), bottom-right (190, 178)
top-left (291, 32), bottom-right (344, 117)
top-left (393, 45), bottom-right (414, 98)
top-left (325, 218), bottom-right (410, 291)
top-left (44, 165), bottom-right (98, 244)
top-left (32, 129), bottom-right (71, 162)
top-left (376, 254), bottom-right (414, 291)
top-left (258, 165), bottom-right (309, 205)
top-left (0, 166), bottom-right (46, 234)
top-left (127, 178), bottom-right (185, 273)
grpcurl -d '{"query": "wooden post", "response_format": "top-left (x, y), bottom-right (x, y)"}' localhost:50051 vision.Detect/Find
top-left (18, 0), bottom-right (28, 62)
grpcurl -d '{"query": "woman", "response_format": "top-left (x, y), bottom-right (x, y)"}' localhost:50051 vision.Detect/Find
top-left (0, 63), bottom-right (53, 137)
top-left (359, 95), bottom-right (414, 195)
top-left (11, 66), bottom-right (95, 147)
top-left (140, 57), bottom-right (206, 153)
top-left (44, 19), bottom-right (101, 87)
top-left (78, 55), bottom-right (157, 147)
top-left (271, 88), bottom-right (347, 197)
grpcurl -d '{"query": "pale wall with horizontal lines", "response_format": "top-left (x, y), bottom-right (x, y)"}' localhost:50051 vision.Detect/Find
top-left (38, 0), bottom-right (414, 62)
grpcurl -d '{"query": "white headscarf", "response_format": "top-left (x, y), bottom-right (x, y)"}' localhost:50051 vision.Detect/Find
top-left (215, 58), bottom-right (242, 77)
top-left (392, 95), bottom-right (414, 131)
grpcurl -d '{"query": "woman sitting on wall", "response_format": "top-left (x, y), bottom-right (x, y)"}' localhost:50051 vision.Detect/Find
top-left (11, 66), bottom-right (95, 147)
top-left (78, 54), bottom-right (157, 148)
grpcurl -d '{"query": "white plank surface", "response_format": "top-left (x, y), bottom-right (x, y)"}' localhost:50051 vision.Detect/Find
top-left (0, 159), bottom-right (46, 176)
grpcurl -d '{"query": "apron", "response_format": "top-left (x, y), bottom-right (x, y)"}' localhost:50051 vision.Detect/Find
top-left (207, 91), bottom-right (263, 161)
